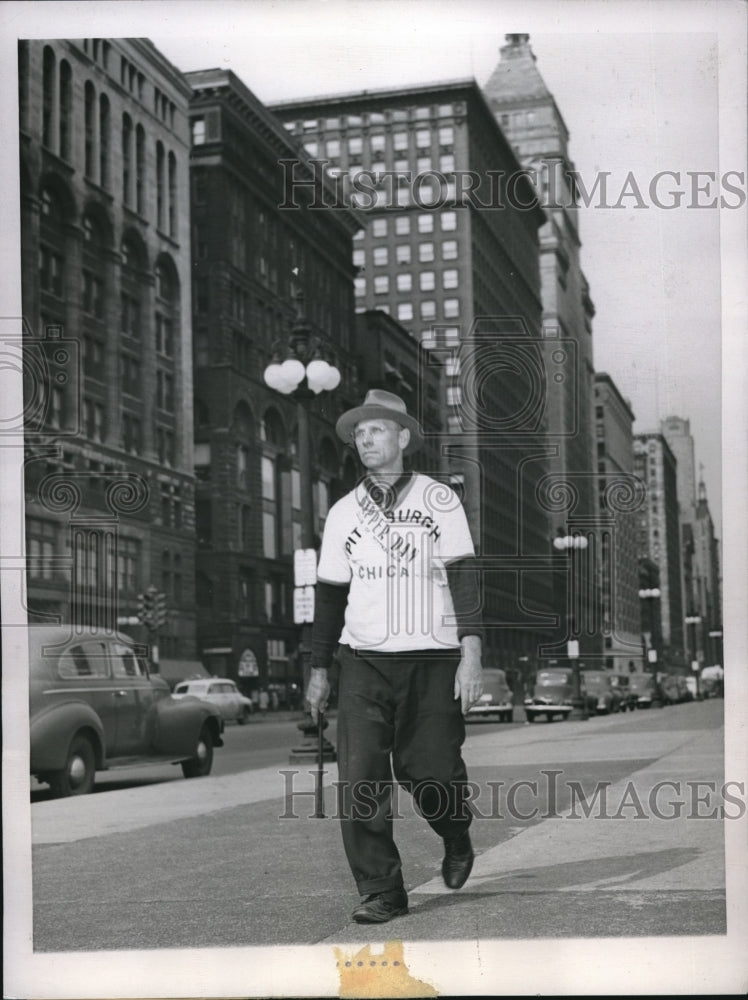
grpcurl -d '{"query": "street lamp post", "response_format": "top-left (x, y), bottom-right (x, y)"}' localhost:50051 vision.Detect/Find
top-left (553, 533), bottom-right (589, 720)
top-left (638, 588), bottom-right (661, 674)
top-left (685, 614), bottom-right (702, 696)
top-left (262, 289), bottom-right (340, 792)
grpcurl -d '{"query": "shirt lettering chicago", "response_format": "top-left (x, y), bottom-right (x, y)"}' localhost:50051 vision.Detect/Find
top-left (316, 472), bottom-right (475, 651)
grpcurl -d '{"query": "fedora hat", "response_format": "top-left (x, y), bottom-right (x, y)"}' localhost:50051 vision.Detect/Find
top-left (336, 389), bottom-right (424, 454)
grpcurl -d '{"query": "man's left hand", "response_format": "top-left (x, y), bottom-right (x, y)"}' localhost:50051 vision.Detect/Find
top-left (455, 648), bottom-right (483, 715)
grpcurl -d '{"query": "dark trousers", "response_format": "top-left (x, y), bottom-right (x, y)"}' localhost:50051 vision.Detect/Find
top-left (336, 644), bottom-right (472, 896)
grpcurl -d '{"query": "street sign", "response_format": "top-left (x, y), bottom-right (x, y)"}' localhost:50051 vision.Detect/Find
top-left (691, 660), bottom-right (700, 672)
top-left (647, 649), bottom-right (658, 663)
top-left (117, 616), bottom-right (141, 626)
top-left (567, 640), bottom-right (579, 659)
top-left (238, 648), bottom-right (259, 677)
top-left (293, 585), bottom-right (315, 623)
top-left (294, 548), bottom-right (317, 587)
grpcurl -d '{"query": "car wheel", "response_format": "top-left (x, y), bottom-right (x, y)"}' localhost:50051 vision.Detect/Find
top-left (182, 725), bottom-right (214, 778)
top-left (525, 712), bottom-right (535, 723)
top-left (545, 713), bottom-right (554, 722)
top-left (48, 733), bottom-right (96, 798)
top-left (238, 706), bottom-right (251, 726)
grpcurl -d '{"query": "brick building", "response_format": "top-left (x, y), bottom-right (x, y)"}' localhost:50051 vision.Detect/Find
top-left (483, 34), bottom-right (601, 664)
top-left (186, 68), bottom-right (361, 695)
top-left (593, 373), bottom-right (643, 672)
top-left (272, 80), bottom-right (557, 674)
top-left (633, 433), bottom-right (685, 669)
top-left (19, 38), bottom-right (198, 662)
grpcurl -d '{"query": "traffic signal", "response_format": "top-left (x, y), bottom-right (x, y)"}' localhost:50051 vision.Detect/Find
top-left (136, 586), bottom-right (167, 630)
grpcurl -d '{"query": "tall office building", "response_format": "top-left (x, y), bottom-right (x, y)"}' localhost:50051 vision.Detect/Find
top-left (483, 34), bottom-right (601, 663)
top-left (593, 374), bottom-right (642, 672)
top-left (186, 68), bottom-right (361, 694)
top-left (19, 38), bottom-right (198, 663)
top-left (693, 476), bottom-right (722, 667)
top-left (272, 80), bottom-right (557, 670)
top-left (633, 433), bottom-right (685, 668)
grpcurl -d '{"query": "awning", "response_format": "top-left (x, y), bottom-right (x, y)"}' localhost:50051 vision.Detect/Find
top-left (157, 659), bottom-right (211, 687)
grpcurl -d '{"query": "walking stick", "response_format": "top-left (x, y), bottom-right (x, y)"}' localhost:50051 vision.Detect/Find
top-left (315, 710), bottom-right (325, 818)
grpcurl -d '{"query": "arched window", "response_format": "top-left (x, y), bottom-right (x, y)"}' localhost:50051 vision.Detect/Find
top-left (59, 60), bottom-right (72, 161)
top-left (168, 151), bottom-right (177, 238)
top-left (156, 140), bottom-right (165, 229)
top-left (135, 124), bottom-right (145, 214)
top-left (121, 113), bottom-right (132, 206)
top-left (85, 82), bottom-right (96, 177)
top-left (99, 93), bottom-right (110, 188)
top-left (42, 46), bottom-right (56, 149)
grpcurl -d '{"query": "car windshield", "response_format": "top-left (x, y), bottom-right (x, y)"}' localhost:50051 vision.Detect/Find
top-left (630, 676), bottom-right (653, 690)
top-left (537, 671), bottom-right (570, 685)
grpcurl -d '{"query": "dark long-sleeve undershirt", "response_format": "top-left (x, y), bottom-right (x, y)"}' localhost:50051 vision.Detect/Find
top-left (311, 557), bottom-right (483, 672)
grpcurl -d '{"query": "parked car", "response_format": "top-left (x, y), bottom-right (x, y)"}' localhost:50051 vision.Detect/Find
top-left (628, 672), bottom-right (659, 708)
top-left (29, 625), bottom-right (224, 798)
top-left (581, 670), bottom-right (621, 715)
top-left (467, 668), bottom-right (514, 722)
top-left (660, 673), bottom-right (692, 705)
top-left (610, 674), bottom-right (638, 711)
top-left (524, 668), bottom-right (574, 722)
top-left (172, 678), bottom-right (254, 724)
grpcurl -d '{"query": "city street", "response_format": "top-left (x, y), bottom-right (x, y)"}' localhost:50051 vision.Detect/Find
top-left (29, 698), bottom-right (734, 954)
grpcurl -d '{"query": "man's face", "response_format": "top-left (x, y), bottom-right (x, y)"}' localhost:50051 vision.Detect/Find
top-left (353, 418), bottom-right (409, 473)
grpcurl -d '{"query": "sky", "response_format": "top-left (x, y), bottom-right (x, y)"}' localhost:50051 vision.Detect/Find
top-left (3, 0), bottom-right (745, 537)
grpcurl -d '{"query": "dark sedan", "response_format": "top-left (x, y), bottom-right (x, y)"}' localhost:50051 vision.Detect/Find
top-left (29, 625), bottom-right (224, 797)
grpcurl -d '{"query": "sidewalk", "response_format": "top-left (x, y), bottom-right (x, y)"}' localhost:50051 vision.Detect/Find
top-left (22, 700), bottom-right (746, 996)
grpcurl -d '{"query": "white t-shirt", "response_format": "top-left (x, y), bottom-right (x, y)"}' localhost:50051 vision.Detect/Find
top-left (316, 472), bottom-right (476, 651)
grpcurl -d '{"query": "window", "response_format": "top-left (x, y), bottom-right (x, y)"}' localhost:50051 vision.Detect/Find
top-left (395, 215), bottom-right (410, 235)
top-left (26, 518), bottom-right (57, 580)
top-left (393, 131), bottom-right (408, 151)
top-left (415, 107), bottom-right (431, 120)
top-left (396, 273), bottom-right (412, 292)
top-left (192, 117), bottom-right (205, 145)
top-left (418, 242), bottom-right (434, 263)
top-left (120, 353), bottom-right (141, 396)
top-left (370, 133), bottom-right (385, 152)
top-left (83, 335), bottom-right (104, 378)
top-left (416, 156), bottom-right (431, 173)
top-left (83, 398), bottom-right (105, 440)
top-left (354, 277), bottom-right (366, 298)
top-left (42, 46), bottom-right (56, 149)
top-left (155, 313), bottom-right (173, 356)
top-left (417, 213), bottom-right (434, 234)
top-left (83, 80), bottom-right (96, 178)
top-left (39, 246), bottom-right (63, 297)
top-left (168, 152), bottom-right (177, 238)
top-left (156, 370), bottom-right (174, 412)
top-left (440, 154), bottom-right (455, 173)
top-left (397, 302), bottom-right (413, 322)
top-left (443, 268), bottom-right (458, 289)
top-left (419, 271), bottom-right (435, 291)
top-left (99, 94), bottom-right (110, 187)
top-left (352, 248), bottom-right (365, 268)
top-left (441, 211), bottom-right (457, 231)
top-left (59, 60), bottom-right (72, 161)
top-left (82, 270), bottom-right (103, 317)
top-left (396, 244), bottom-right (411, 265)
top-left (420, 300), bottom-right (436, 320)
top-left (111, 643), bottom-right (146, 678)
top-left (117, 537), bottom-right (140, 594)
top-left (415, 129), bottom-right (431, 148)
top-left (373, 247), bottom-right (388, 266)
top-left (444, 298), bottom-right (460, 318)
top-left (372, 218), bottom-right (387, 237)
top-left (122, 113), bottom-right (132, 206)
top-left (325, 139), bottom-right (340, 158)
top-left (156, 141), bottom-right (165, 229)
top-left (442, 239), bottom-right (458, 260)
top-left (348, 136), bottom-right (362, 156)
top-left (262, 512), bottom-right (276, 559)
top-left (438, 126), bottom-right (454, 147)
top-left (122, 413), bottom-right (142, 453)
top-left (59, 642), bottom-right (108, 679)
top-left (374, 275), bottom-right (389, 294)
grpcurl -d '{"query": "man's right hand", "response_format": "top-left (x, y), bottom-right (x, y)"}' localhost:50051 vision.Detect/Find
top-left (306, 667), bottom-right (331, 723)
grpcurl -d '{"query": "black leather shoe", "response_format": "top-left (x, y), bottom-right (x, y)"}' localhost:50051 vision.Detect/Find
top-left (351, 888), bottom-right (409, 924)
top-left (442, 831), bottom-right (474, 889)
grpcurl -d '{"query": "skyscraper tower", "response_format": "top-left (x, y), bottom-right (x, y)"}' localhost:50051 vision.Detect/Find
top-left (483, 34), bottom-right (601, 662)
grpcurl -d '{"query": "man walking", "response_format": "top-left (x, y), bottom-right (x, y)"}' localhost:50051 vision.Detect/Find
top-left (307, 389), bottom-right (483, 924)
